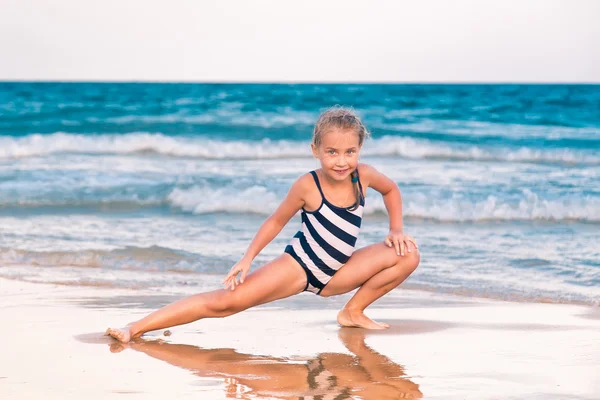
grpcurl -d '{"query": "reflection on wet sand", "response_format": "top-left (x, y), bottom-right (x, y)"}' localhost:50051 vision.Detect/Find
top-left (109, 329), bottom-right (422, 399)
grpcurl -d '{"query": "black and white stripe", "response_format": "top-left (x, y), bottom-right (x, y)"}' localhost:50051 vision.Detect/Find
top-left (285, 170), bottom-right (364, 294)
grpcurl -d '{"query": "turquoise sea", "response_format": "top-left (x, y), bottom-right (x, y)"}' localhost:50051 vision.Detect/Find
top-left (0, 83), bottom-right (598, 305)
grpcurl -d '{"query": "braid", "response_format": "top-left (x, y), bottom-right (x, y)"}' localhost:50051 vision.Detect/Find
top-left (349, 169), bottom-right (362, 211)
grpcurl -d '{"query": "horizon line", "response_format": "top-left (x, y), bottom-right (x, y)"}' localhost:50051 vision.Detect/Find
top-left (2, 79), bottom-right (599, 85)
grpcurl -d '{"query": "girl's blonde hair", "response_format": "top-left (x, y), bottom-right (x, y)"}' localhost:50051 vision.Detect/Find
top-left (312, 107), bottom-right (369, 211)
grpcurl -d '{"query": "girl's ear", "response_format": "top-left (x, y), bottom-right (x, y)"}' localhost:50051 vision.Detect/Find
top-left (311, 143), bottom-right (320, 159)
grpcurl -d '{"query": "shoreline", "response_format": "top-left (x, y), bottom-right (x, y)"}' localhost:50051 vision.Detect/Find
top-left (1, 270), bottom-right (597, 308)
top-left (2, 277), bottom-right (599, 399)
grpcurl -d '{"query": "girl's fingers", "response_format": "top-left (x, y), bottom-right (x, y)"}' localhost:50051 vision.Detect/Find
top-left (388, 235), bottom-right (420, 256)
top-left (407, 235), bottom-right (418, 248)
top-left (224, 270), bottom-right (238, 288)
top-left (223, 268), bottom-right (238, 283)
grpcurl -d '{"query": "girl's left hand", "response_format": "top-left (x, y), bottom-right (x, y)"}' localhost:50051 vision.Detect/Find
top-left (385, 230), bottom-right (418, 256)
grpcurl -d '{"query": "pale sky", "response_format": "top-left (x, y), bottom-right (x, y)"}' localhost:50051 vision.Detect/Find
top-left (1, 0), bottom-right (599, 82)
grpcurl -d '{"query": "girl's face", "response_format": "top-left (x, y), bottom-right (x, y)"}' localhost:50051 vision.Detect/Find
top-left (312, 128), bottom-right (361, 182)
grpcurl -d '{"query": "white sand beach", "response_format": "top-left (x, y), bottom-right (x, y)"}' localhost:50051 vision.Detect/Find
top-left (1, 277), bottom-right (599, 399)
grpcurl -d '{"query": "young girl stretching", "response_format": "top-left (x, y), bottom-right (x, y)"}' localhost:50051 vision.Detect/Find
top-left (106, 107), bottom-right (420, 343)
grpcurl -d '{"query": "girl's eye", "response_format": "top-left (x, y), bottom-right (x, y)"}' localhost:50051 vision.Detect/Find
top-left (328, 150), bottom-right (336, 155)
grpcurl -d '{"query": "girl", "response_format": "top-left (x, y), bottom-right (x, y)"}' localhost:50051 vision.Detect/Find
top-left (106, 107), bottom-right (420, 343)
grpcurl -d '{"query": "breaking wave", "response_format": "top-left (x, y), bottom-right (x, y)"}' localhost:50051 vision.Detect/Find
top-left (1, 132), bottom-right (597, 165)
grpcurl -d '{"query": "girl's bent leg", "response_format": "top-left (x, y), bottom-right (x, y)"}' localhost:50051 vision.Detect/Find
top-left (106, 254), bottom-right (306, 342)
top-left (319, 242), bottom-right (420, 329)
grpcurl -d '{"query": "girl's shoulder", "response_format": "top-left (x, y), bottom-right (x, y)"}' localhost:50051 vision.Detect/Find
top-left (287, 171), bottom-right (319, 198)
top-left (295, 171), bottom-right (317, 187)
top-left (357, 163), bottom-right (377, 181)
top-left (357, 163), bottom-right (392, 190)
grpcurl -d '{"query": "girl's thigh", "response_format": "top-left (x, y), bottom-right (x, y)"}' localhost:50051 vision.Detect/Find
top-left (319, 241), bottom-right (418, 297)
top-left (225, 253), bottom-right (307, 310)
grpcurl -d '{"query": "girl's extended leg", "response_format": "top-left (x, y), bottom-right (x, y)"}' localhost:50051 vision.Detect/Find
top-left (319, 242), bottom-right (420, 329)
top-left (106, 254), bottom-right (306, 342)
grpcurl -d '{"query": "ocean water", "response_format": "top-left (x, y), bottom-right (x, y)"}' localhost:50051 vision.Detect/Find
top-left (0, 83), bottom-right (598, 305)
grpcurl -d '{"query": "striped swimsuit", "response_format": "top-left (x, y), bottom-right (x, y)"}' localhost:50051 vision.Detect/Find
top-left (285, 170), bottom-right (364, 294)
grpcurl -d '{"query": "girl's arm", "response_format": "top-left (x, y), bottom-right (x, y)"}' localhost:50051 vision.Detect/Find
top-left (222, 175), bottom-right (308, 289)
top-left (360, 164), bottom-right (417, 256)
top-left (242, 178), bottom-right (307, 260)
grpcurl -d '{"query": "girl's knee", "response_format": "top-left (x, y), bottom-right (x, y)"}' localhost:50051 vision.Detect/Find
top-left (207, 292), bottom-right (243, 317)
top-left (409, 249), bottom-right (421, 269)
top-left (206, 300), bottom-right (230, 317)
top-left (398, 248), bottom-right (420, 271)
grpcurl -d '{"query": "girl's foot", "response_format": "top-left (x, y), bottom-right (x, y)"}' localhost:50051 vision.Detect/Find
top-left (105, 326), bottom-right (133, 343)
top-left (337, 308), bottom-right (390, 330)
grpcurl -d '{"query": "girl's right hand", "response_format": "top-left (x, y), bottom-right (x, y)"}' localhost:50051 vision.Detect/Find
top-left (221, 257), bottom-right (252, 291)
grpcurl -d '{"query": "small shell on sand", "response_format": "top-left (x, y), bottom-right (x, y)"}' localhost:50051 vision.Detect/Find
top-left (163, 330), bottom-right (172, 336)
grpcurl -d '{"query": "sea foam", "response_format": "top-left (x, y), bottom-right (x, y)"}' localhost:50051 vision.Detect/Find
top-left (1, 132), bottom-right (597, 165)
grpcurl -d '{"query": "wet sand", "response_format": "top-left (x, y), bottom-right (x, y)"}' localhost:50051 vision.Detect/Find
top-left (1, 277), bottom-right (599, 399)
